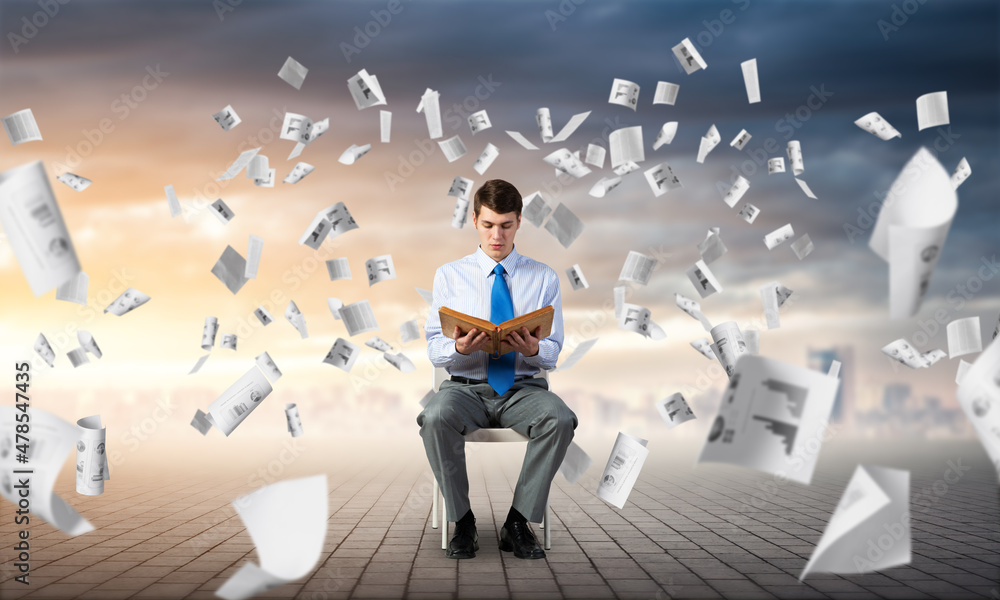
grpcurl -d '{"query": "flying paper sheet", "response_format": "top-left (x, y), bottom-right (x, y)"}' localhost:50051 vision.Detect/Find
top-left (675, 293), bottom-right (712, 331)
top-left (191, 409), bottom-right (212, 435)
top-left (723, 176), bottom-right (749, 208)
top-left (698, 354), bottom-right (840, 484)
top-left (698, 228), bottom-right (727, 264)
top-left (506, 130), bottom-right (538, 150)
top-left (468, 109), bottom-right (492, 134)
top-left (609, 78), bottom-right (640, 110)
top-left (347, 68), bottom-right (386, 110)
top-left (653, 81), bottom-right (679, 105)
top-left (104, 288), bottom-right (150, 316)
top-left (285, 301), bottom-right (308, 338)
top-left (438, 135), bottom-right (468, 162)
top-left (768, 157), bottom-right (785, 174)
top-left (210, 198), bottom-right (235, 224)
top-left (618, 251), bottom-right (657, 285)
top-left (400, 320), bottom-right (421, 344)
top-left (536, 107), bottom-right (554, 142)
top-left (686, 259), bottom-right (722, 298)
top-left (3, 108), bottom-right (42, 145)
top-left (448, 176), bottom-right (473, 201)
top-left (869, 147), bottom-right (957, 318)
top-left (285, 404), bottom-right (303, 437)
top-left (696, 124), bottom-right (720, 163)
top-left (543, 203), bottom-right (584, 248)
top-left (324, 338), bottom-right (360, 372)
top-left (366, 254), bottom-right (397, 286)
top-left (951, 157), bottom-right (970, 190)
top-left (521, 192), bottom-right (551, 227)
top-left (211, 245), bottom-right (250, 294)
top-left (741, 58), bottom-right (760, 103)
top-left (558, 441), bottom-right (593, 485)
top-left (417, 88), bottom-right (442, 139)
top-left (57, 172), bottom-right (92, 192)
top-left (221, 334), bottom-right (237, 351)
top-left (657, 393), bottom-right (696, 429)
top-left (585, 144), bottom-right (606, 168)
top-left (380, 110), bottom-right (391, 143)
top-left (217, 147), bottom-right (261, 181)
top-left (589, 177), bottom-right (622, 198)
top-left (597, 432), bottom-right (649, 509)
top-left (673, 37), bottom-right (707, 74)
top-left (554, 338), bottom-right (598, 372)
top-left (215, 475), bottom-right (327, 600)
top-left (791, 234), bottom-right (814, 260)
top-left (473, 143), bottom-right (499, 175)
top-left (787, 140), bottom-right (804, 175)
top-left (76, 415), bottom-right (110, 495)
top-left (338, 144), bottom-right (371, 165)
top-left (0, 406), bottom-right (94, 535)
top-left (35, 333), bottom-right (56, 366)
top-left (738, 203), bottom-right (760, 224)
top-left (800, 465), bottom-right (910, 579)
top-left (213, 104), bottom-right (241, 131)
top-left (253, 306), bottom-right (274, 326)
top-left (56, 271), bottom-right (88, 305)
top-left (278, 56), bottom-right (308, 90)
top-left (208, 366), bottom-right (273, 437)
top-left (609, 126), bottom-right (644, 168)
top-left (764, 224), bottom-right (794, 250)
top-left (164, 184), bottom-right (182, 217)
top-left (730, 129), bottom-right (751, 150)
top-left (916, 91), bottom-right (949, 130)
top-left (339, 300), bottom-right (380, 336)
top-left (545, 148), bottom-right (592, 178)
top-left (947, 316), bottom-right (982, 358)
top-left (644, 163), bottom-right (682, 197)
top-left (653, 122), bottom-right (678, 150)
top-left (0, 161), bottom-right (82, 296)
top-left (566, 264), bottom-right (589, 291)
top-left (550, 111), bottom-right (591, 143)
top-left (855, 112), bottom-right (901, 140)
top-left (956, 339), bottom-right (1000, 475)
top-left (710, 321), bottom-right (748, 378)
top-left (383, 352), bottom-right (416, 373)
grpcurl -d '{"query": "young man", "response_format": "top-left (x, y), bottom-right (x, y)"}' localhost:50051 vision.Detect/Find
top-left (420, 179), bottom-right (577, 559)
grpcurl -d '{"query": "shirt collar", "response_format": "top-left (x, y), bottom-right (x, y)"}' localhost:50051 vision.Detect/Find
top-left (475, 245), bottom-right (521, 278)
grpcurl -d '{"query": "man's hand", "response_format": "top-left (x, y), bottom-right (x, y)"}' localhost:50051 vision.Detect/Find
top-left (455, 326), bottom-right (492, 355)
top-left (505, 326), bottom-right (542, 357)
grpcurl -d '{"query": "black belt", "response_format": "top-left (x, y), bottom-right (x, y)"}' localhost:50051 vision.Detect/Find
top-left (451, 375), bottom-right (531, 385)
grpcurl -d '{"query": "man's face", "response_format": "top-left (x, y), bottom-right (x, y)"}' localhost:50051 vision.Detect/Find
top-left (474, 205), bottom-right (520, 261)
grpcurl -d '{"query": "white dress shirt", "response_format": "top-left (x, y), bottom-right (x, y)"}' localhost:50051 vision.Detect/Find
top-left (425, 245), bottom-right (563, 379)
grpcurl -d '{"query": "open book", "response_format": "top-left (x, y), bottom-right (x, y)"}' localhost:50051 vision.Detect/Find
top-left (440, 305), bottom-right (554, 357)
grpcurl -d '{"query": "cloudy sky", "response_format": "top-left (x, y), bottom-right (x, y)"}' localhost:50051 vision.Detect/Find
top-left (0, 0), bottom-right (997, 444)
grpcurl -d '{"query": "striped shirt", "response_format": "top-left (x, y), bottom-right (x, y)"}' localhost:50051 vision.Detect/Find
top-left (426, 245), bottom-right (563, 379)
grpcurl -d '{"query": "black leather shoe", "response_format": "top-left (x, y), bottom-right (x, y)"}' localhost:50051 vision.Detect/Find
top-left (499, 520), bottom-right (546, 559)
top-left (446, 519), bottom-right (479, 559)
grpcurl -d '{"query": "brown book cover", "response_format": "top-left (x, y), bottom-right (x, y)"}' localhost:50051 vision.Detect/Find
top-left (440, 305), bottom-right (554, 356)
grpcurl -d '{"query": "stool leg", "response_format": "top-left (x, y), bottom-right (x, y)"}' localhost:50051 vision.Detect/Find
top-left (543, 503), bottom-right (551, 550)
top-left (432, 478), bottom-right (439, 529)
top-left (441, 489), bottom-right (448, 550)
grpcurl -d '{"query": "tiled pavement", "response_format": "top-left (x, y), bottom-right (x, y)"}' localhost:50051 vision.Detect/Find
top-left (1, 436), bottom-right (997, 600)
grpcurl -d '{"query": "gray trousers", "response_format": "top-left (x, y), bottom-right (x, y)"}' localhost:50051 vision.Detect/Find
top-left (417, 377), bottom-right (577, 523)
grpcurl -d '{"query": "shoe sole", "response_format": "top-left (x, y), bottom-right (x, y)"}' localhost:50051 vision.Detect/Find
top-left (498, 539), bottom-right (545, 559)
top-left (446, 542), bottom-right (479, 559)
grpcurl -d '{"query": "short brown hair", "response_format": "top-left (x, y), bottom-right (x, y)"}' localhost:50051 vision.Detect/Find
top-left (474, 179), bottom-right (522, 218)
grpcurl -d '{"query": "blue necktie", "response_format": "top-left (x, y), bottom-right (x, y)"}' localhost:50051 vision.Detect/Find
top-left (489, 263), bottom-right (516, 395)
